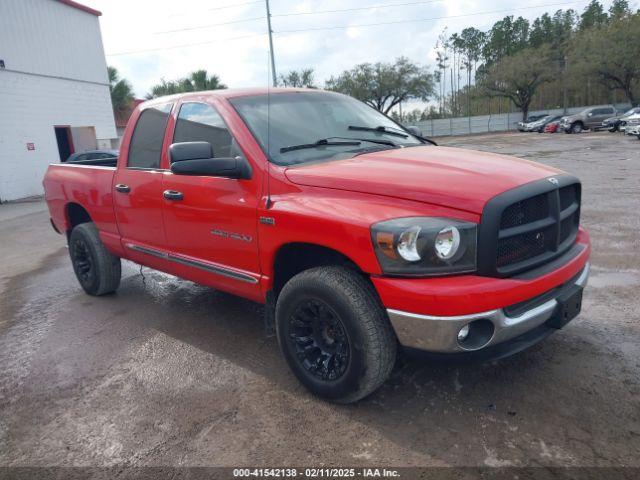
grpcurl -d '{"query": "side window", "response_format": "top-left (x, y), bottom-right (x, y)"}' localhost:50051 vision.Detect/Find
top-left (173, 102), bottom-right (233, 158)
top-left (128, 103), bottom-right (172, 169)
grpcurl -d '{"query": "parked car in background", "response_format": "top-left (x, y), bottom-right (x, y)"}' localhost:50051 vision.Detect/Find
top-left (621, 113), bottom-right (640, 135)
top-left (560, 105), bottom-right (617, 133)
top-left (65, 149), bottom-right (118, 165)
top-left (544, 119), bottom-right (561, 133)
top-left (517, 114), bottom-right (548, 131)
top-left (627, 125), bottom-right (640, 136)
top-left (602, 107), bottom-right (640, 132)
top-left (529, 115), bottom-right (563, 133)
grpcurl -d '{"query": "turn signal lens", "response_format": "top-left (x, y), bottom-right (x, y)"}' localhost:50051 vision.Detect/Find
top-left (375, 231), bottom-right (397, 259)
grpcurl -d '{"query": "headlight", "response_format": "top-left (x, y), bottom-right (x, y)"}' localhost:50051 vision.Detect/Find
top-left (371, 217), bottom-right (477, 276)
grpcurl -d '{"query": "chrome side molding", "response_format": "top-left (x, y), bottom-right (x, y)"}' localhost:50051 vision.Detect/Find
top-left (125, 243), bottom-right (258, 284)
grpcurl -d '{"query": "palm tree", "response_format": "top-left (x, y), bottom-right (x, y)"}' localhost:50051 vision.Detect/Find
top-left (146, 70), bottom-right (227, 98)
top-left (108, 66), bottom-right (134, 115)
top-left (189, 69), bottom-right (227, 90)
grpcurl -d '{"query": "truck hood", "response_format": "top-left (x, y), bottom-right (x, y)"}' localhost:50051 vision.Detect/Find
top-left (284, 146), bottom-right (560, 214)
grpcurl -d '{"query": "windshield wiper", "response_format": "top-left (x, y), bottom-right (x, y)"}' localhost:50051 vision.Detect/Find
top-left (348, 125), bottom-right (408, 138)
top-left (325, 136), bottom-right (398, 147)
top-left (280, 138), bottom-right (361, 153)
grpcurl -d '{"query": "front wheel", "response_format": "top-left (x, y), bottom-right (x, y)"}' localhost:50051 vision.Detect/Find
top-left (275, 266), bottom-right (396, 403)
top-left (571, 122), bottom-right (583, 134)
top-left (69, 223), bottom-right (121, 295)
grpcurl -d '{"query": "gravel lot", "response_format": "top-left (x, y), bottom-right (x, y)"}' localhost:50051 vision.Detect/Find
top-left (0, 131), bottom-right (639, 470)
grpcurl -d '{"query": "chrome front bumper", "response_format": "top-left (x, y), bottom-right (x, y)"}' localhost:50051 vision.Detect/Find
top-left (387, 263), bottom-right (589, 353)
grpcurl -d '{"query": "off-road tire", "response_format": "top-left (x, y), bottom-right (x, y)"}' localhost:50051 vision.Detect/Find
top-left (275, 266), bottom-right (396, 403)
top-left (69, 223), bottom-right (121, 296)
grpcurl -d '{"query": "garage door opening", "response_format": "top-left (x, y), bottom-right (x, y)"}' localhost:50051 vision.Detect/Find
top-left (54, 126), bottom-right (74, 162)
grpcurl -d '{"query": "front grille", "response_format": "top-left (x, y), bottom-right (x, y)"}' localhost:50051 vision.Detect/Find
top-left (478, 176), bottom-right (581, 277)
top-left (496, 225), bottom-right (554, 268)
top-left (500, 193), bottom-right (549, 229)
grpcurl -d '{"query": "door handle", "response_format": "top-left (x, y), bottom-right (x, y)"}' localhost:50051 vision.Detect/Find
top-left (163, 190), bottom-right (184, 201)
top-left (115, 184), bottom-right (130, 193)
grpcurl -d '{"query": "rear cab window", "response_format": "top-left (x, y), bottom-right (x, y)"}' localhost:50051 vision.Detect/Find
top-left (127, 103), bottom-right (173, 169)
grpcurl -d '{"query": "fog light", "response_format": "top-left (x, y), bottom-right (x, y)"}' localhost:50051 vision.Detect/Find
top-left (457, 324), bottom-right (470, 342)
top-left (456, 319), bottom-right (495, 350)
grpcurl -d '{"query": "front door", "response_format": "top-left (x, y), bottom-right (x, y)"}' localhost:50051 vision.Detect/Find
top-left (113, 102), bottom-right (173, 269)
top-left (161, 100), bottom-right (262, 299)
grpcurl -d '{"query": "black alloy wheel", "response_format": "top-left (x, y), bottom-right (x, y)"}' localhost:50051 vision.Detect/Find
top-left (71, 237), bottom-right (95, 286)
top-left (287, 298), bottom-right (350, 381)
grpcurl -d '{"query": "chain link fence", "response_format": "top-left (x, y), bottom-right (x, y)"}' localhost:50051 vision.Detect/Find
top-left (410, 103), bottom-right (631, 137)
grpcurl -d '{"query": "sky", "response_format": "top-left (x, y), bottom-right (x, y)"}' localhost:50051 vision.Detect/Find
top-left (85, 0), bottom-right (622, 103)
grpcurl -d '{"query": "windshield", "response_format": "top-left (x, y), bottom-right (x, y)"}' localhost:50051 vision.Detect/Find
top-left (230, 91), bottom-right (423, 166)
top-left (622, 107), bottom-right (640, 117)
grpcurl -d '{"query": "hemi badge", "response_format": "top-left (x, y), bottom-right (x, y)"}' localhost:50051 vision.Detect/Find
top-left (260, 216), bottom-right (275, 226)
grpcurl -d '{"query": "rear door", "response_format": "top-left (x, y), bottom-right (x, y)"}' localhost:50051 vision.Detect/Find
top-left (113, 102), bottom-right (174, 269)
top-left (160, 100), bottom-right (262, 300)
top-left (589, 107), bottom-right (615, 127)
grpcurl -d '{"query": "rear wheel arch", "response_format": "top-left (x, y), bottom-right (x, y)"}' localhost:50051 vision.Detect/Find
top-left (66, 203), bottom-right (92, 237)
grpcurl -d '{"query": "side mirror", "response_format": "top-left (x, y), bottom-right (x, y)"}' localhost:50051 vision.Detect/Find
top-left (588, 112), bottom-right (593, 117)
top-left (169, 141), bottom-right (213, 163)
top-left (170, 156), bottom-right (252, 179)
top-left (169, 141), bottom-right (252, 179)
top-left (406, 126), bottom-right (422, 137)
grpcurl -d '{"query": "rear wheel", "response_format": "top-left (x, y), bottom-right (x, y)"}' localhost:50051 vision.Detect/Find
top-left (275, 266), bottom-right (396, 403)
top-left (69, 223), bottom-right (121, 295)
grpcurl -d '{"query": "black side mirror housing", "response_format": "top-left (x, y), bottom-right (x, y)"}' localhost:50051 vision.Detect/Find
top-left (169, 141), bottom-right (252, 179)
top-left (170, 156), bottom-right (252, 179)
top-left (169, 141), bottom-right (213, 163)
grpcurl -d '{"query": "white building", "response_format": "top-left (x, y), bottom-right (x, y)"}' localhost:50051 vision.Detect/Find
top-left (0, 0), bottom-right (117, 202)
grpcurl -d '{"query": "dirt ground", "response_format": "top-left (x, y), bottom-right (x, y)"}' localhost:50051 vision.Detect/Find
top-left (0, 131), bottom-right (639, 470)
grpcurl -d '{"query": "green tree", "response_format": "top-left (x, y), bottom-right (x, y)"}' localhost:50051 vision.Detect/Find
top-left (325, 57), bottom-right (434, 114)
top-left (579, 0), bottom-right (608, 30)
top-left (609, 0), bottom-right (631, 20)
top-left (108, 66), bottom-right (134, 115)
top-left (188, 70), bottom-right (227, 91)
top-left (482, 16), bottom-right (530, 65)
top-left (479, 47), bottom-right (556, 121)
top-left (571, 13), bottom-right (640, 105)
top-left (146, 69), bottom-right (227, 99)
top-left (277, 68), bottom-right (316, 88)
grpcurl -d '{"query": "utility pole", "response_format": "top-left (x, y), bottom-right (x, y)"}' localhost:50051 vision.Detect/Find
top-left (265, 0), bottom-right (277, 87)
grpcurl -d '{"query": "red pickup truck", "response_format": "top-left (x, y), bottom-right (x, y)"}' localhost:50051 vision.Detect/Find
top-left (44, 88), bottom-right (590, 403)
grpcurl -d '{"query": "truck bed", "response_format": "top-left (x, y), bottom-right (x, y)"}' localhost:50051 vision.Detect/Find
top-left (43, 163), bottom-right (118, 238)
